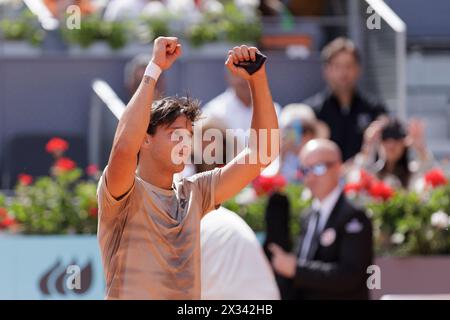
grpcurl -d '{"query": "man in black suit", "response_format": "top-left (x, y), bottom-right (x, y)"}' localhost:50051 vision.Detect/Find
top-left (269, 139), bottom-right (373, 299)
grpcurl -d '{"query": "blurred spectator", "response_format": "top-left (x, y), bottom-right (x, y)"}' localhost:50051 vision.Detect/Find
top-left (258, 0), bottom-right (286, 16)
top-left (201, 207), bottom-right (280, 299)
top-left (264, 103), bottom-right (328, 298)
top-left (269, 139), bottom-right (373, 299)
top-left (104, 0), bottom-right (246, 22)
top-left (350, 117), bottom-right (434, 190)
top-left (279, 103), bottom-right (329, 183)
top-left (304, 37), bottom-right (387, 162)
top-left (44, 0), bottom-right (96, 18)
top-left (202, 69), bottom-right (281, 161)
top-left (196, 119), bottom-right (280, 300)
top-left (124, 54), bottom-right (166, 100)
top-left (104, 0), bottom-right (151, 21)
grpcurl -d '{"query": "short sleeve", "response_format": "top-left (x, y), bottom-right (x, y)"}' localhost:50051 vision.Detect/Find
top-left (97, 166), bottom-right (136, 221)
top-left (186, 168), bottom-right (222, 217)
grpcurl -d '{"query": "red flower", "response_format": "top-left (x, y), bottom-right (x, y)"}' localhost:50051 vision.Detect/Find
top-left (252, 174), bottom-right (287, 196)
top-left (0, 208), bottom-right (16, 229)
top-left (54, 157), bottom-right (76, 172)
top-left (369, 181), bottom-right (394, 201)
top-left (0, 217), bottom-right (16, 229)
top-left (424, 168), bottom-right (448, 188)
top-left (86, 164), bottom-right (99, 177)
top-left (360, 169), bottom-right (376, 191)
top-left (46, 137), bottom-right (69, 154)
top-left (344, 182), bottom-right (362, 194)
top-left (89, 207), bottom-right (98, 218)
top-left (18, 173), bottom-right (33, 186)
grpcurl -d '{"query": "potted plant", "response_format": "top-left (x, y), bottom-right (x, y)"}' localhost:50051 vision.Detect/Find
top-left (0, 137), bottom-right (100, 235)
top-left (119, 12), bottom-right (174, 57)
top-left (62, 14), bottom-right (129, 55)
top-left (0, 137), bottom-right (105, 299)
top-left (187, 2), bottom-right (261, 55)
top-left (0, 9), bottom-right (45, 55)
top-left (344, 168), bottom-right (450, 299)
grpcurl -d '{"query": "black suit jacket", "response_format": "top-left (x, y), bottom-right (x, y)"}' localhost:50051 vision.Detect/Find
top-left (289, 193), bottom-right (373, 300)
top-left (263, 192), bottom-right (293, 299)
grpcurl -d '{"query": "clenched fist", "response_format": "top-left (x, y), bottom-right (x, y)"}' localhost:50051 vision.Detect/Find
top-left (151, 37), bottom-right (182, 71)
top-left (225, 45), bottom-right (267, 81)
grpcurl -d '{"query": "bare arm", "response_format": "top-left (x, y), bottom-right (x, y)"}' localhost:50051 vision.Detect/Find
top-left (215, 46), bottom-right (279, 205)
top-left (106, 37), bottom-right (182, 200)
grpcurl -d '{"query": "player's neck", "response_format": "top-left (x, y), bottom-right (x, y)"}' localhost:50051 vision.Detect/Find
top-left (137, 164), bottom-right (174, 190)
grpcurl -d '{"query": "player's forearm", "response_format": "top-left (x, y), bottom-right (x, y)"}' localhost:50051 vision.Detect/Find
top-left (112, 75), bottom-right (156, 154)
top-left (248, 69), bottom-right (279, 166)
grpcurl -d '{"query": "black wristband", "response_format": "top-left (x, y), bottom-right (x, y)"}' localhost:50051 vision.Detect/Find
top-left (233, 51), bottom-right (267, 75)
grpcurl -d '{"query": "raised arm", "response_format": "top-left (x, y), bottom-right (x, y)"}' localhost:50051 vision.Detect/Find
top-left (106, 37), bottom-right (182, 199)
top-left (214, 46), bottom-right (279, 205)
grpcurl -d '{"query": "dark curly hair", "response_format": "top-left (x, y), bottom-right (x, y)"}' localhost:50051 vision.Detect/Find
top-left (147, 96), bottom-right (202, 135)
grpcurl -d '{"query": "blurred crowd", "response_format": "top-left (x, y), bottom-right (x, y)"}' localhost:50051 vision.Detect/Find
top-left (174, 37), bottom-right (437, 300)
top-left (1, 0), bottom-right (346, 23)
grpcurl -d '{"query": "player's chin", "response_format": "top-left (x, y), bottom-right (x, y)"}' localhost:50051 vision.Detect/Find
top-left (172, 162), bottom-right (186, 173)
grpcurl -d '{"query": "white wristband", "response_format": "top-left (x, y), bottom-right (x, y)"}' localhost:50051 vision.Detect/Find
top-left (144, 61), bottom-right (162, 81)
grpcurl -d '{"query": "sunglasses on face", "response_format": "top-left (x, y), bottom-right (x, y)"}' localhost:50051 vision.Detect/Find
top-left (298, 162), bottom-right (337, 177)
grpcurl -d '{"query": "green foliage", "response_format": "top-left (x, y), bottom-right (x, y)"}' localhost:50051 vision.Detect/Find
top-left (223, 184), bottom-right (311, 244)
top-left (189, 20), bottom-right (221, 48)
top-left (222, 2), bottom-right (262, 44)
top-left (62, 14), bottom-right (129, 50)
top-left (188, 2), bottom-right (261, 47)
top-left (142, 17), bottom-right (171, 42)
top-left (6, 168), bottom-right (98, 235)
top-left (0, 9), bottom-right (45, 46)
top-left (0, 193), bottom-right (5, 207)
top-left (369, 185), bottom-right (450, 256)
top-left (0, 136), bottom-right (100, 235)
top-left (224, 182), bottom-right (450, 256)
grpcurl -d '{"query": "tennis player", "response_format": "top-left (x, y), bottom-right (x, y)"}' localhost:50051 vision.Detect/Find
top-left (97, 36), bottom-right (279, 299)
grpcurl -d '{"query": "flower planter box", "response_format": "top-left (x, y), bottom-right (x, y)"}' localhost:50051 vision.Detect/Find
top-left (68, 41), bottom-right (114, 57)
top-left (1, 41), bottom-right (42, 56)
top-left (186, 41), bottom-right (252, 57)
top-left (0, 235), bottom-right (104, 300)
top-left (371, 256), bottom-right (450, 300)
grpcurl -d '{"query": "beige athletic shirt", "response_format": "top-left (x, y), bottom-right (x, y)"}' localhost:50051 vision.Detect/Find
top-left (97, 166), bottom-right (221, 300)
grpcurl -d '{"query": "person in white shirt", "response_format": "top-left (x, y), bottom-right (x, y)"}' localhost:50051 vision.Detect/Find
top-left (202, 70), bottom-right (282, 157)
top-left (201, 207), bottom-right (280, 300)
top-left (194, 118), bottom-right (280, 300)
top-left (103, 0), bottom-right (150, 21)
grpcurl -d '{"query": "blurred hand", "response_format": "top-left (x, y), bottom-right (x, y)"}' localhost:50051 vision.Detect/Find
top-left (268, 243), bottom-right (296, 278)
top-left (225, 45), bottom-right (266, 81)
top-left (407, 119), bottom-right (426, 151)
top-left (363, 118), bottom-right (388, 149)
top-left (151, 37), bottom-right (182, 70)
